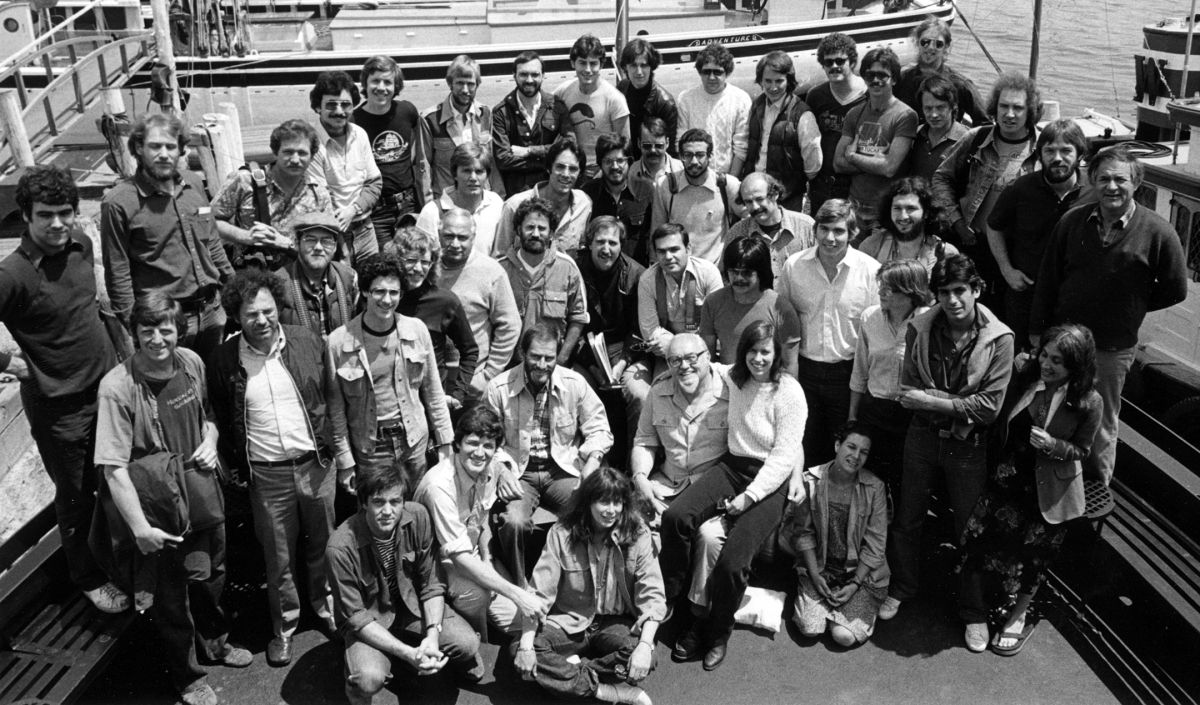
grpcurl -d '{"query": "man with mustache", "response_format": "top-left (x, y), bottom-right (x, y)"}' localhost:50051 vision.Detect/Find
top-left (274, 211), bottom-right (359, 339)
top-left (211, 119), bottom-right (330, 270)
top-left (497, 198), bottom-right (589, 360)
top-left (726, 172), bottom-right (815, 279)
top-left (492, 50), bottom-right (574, 196)
top-left (484, 324), bottom-right (613, 583)
top-left (101, 113), bottom-right (234, 361)
top-left (986, 120), bottom-right (1094, 350)
top-left (932, 71), bottom-right (1043, 312)
top-left (894, 16), bottom-right (988, 126)
top-left (803, 32), bottom-right (867, 216)
top-left (493, 140), bottom-right (594, 257)
top-left (207, 269), bottom-right (339, 667)
top-left (649, 128), bottom-right (744, 264)
top-left (418, 55), bottom-right (504, 202)
top-left (582, 133), bottom-right (654, 262)
top-left (627, 118), bottom-right (682, 199)
top-left (630, 332), bottom-right (729, 522)
top-left (307, 71), bottom-right (382, 267)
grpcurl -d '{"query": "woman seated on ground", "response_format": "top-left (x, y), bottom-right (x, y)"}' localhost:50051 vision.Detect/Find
top-left (856, 177), bottom-right (957, 274)
top-left (958, 324), bottom-right (1102, 655)
top-left (384, 235), bottom-right (479, 409)
top-left (659, 321), bottom-right (807, 671)
top-left (513, 466), bottom-right (665, 705)
top-left (847, 259), bottom-right (931, 485)
top-left (699, 236), bottom-right (801, 375)
top-left (785, 422), bottom-right (889, 647)
top-left (415, 143), bottom-right (505, 255)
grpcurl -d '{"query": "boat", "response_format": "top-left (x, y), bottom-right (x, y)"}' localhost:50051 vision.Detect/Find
top-left (0, 0), bottom-right (955, 122)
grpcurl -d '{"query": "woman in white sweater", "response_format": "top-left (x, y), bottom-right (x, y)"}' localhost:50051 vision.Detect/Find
top-left (658, 320), bottom-right (808, 671)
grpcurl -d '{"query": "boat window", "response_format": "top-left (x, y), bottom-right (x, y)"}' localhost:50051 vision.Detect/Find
top-left (1135, 184), bottom-right (1157, 210)
top-left (1169, 196), bottom-right (1200, 281)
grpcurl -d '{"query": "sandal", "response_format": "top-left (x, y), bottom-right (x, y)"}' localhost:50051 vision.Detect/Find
top-left (992, 620), bottom-right (1037, 657)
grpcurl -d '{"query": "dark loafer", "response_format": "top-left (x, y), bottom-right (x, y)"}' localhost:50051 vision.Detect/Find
top-left (702, 643), bottom-right (727, 671)
top-left (672, 620), bottom-right (704, 662)
top-left (267, 636), bottom-right (293, 666)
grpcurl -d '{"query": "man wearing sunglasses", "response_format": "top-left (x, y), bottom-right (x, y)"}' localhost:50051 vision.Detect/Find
top-left (803, 32), bottom-right (867, 216)
top-left (308, 71), bottom-right (382, 267)
top-left (628, 117), bottom-right (682, 199)
top-left (894, 17), bottom-right (987, 126)
top-left (675, 42), bottom-right (751, 176)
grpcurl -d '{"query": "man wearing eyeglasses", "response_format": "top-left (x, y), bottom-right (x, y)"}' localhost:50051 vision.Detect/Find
top-left (327, 254), bottom-right (454, 496)
top-left (275, 211), bottom-right (359, 338)
top-left (675, 42), bottom-right (751, 176)
top-left (649, 128), bottom-right (744, 264)
top-left (581, 133), bottom-right (654, 262)
top-left (307, 71), bottom-right (382, 267)
top-left (834, 46), bottom-right (917, 235)
top-left (630, 333), bottom-right (729, 522)
top-left (894, 17), bottom-right (987, 126)
top-left (803, 32), bottom-right (867, 216)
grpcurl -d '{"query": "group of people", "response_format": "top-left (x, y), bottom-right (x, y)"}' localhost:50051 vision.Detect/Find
top-left (2, 14), bottom-right (1190, 705)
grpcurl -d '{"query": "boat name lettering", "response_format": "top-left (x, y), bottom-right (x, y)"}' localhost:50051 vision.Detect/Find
top-left (687, 34), bottom-right (764, 47)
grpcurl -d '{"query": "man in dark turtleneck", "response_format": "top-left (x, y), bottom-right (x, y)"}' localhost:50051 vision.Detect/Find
top-left (617, 37), bottom-right (679, 159)
top-left (932, 71), bottom-right (1043, 312)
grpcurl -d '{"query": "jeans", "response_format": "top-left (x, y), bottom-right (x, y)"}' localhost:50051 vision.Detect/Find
top-left (22, 384), bottom-right (107, 591)
top-left (796, 357), bottom-right (853, 466)
top-left (249, 454), bottom-right (336, 638)
top-left (343, 607), bottom-right (480, 705)
top-left (346, 217), bottom-right (381, 269)
top-left (370, 189), bottom-right (418, 251)
top-left (856, 390), bottom-right (910, 487)
top-left (659, 453), bottom-right (787, 644)
top-left (887, 422), bottom-right (988, 601)
top-left (358, 423), bottom-right (429, 499)
top-left (513, 615), bottom-right (648, 699)
top-left (1088, 347), bottom-right (1134, 485)
top-left (146, 526), bottom-right (230, 693)
top-left (491, 462), bottom-right (578, 586)
top-left (178, 298), bottom-right (227, 362)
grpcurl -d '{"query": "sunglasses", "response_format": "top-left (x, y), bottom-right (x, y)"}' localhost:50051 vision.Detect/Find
top-left (863, 70), bottom-right (892, 82)
top-left (919, 38), bottom-right (947, 49)
top-left (821, 57), bottom-right (848, 68)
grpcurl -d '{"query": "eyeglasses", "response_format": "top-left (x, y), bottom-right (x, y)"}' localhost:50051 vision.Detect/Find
top-left (863, 70), bottom-right (892, 83)
top-left (299, 234), bottom-right (337, 249)
top-left (680, 151), bottom-right (708, 162)
top-left (401, 257), bottom-right (432, 270)
top-left (699, 68), bottom-right (725, 77)
top-left (821, 57), bottom-right (848, 67)
top-left (919, 38), bottom-right (947, 49)
top-left (639, 141), bottom-right (666, 151)
top-left (601, 157), bottom-right (629, 168)
top-left (667, 350), bottom-right (707, 368)
top-left (322, 100), bottom-right (353, 111)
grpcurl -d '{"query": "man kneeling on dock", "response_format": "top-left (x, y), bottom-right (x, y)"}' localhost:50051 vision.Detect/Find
top-left (326, 464), bottom-right (483, 703)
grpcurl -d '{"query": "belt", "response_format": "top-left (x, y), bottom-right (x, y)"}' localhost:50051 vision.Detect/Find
top-left (252, 450), bottom-right (317, 468)
top-left (911, 415), bottom-right (983, 440)
top-left (377, 417), bottom-right (406, 431)
top-left (176, 290), bottom-right (217, 313)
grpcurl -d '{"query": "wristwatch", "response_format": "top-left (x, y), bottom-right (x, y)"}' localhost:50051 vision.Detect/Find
top-left (425, 623), bottom-right (442, 634)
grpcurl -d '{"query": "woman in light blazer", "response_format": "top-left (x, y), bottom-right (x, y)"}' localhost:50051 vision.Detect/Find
top-left (958, 324), bottom-right (1102, 655)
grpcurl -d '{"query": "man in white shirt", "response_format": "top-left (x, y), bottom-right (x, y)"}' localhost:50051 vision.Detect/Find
top-left (777, 199), bottom-right (879, 464)
top-left (675, 42), bottom-right (751, 175)
top-left (307, 71), bottom-right (381, 267)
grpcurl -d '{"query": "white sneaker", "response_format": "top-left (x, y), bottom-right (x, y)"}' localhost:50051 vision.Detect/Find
top-left (965, 622), bottom-right (989, 653)
top-left (878, 596), bottom-right (901, 621)
top-left (598, 682), bottom-right (653, 705)
top-left (84, 582), bottom-right (129, 614)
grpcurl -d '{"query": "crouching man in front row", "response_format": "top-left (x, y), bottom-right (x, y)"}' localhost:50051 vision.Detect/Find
top-left (326, 465), bottom-right (483, 705)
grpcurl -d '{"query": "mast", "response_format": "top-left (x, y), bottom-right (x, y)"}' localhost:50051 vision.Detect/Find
top-left (615, 0), bottom-right (629, 72)
top-left (150, 0), bottom-right (182, 114)
top-left (1028, 0), bottom-right (1041, 79)
top-left (1174, 0), bottom-right (1199, 164)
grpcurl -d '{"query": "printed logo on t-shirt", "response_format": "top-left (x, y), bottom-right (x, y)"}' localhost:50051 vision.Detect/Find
top-left (818, 111), bottom-right (845, 134)
top-left (566, 103), bottom-right (597, 131)
top-left (164, 384), bottom-right (199, 413)
top-left (372, 130), bottom-right (410, 164)
top-left (855, 122), bottom-right (888, 157)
